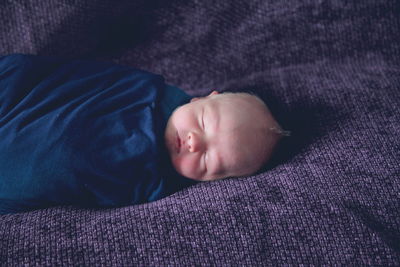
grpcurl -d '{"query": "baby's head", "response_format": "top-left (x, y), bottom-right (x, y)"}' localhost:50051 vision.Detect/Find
top-left (164, 90), bottom-right (285, 181)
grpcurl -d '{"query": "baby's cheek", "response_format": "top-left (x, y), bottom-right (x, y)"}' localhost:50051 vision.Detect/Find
top-left (173, 155), bottom-right (200, 180)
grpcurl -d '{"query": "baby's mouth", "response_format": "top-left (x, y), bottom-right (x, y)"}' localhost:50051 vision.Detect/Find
top-left (176, 132), bottom-right (181, 153)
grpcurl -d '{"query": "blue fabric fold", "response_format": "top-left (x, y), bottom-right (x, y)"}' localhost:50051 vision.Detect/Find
top-left (0, 54), bottom-right (196, 214)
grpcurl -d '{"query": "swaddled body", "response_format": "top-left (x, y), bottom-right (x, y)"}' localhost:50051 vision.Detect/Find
top-left (0, 54), bottom-right (196, 214)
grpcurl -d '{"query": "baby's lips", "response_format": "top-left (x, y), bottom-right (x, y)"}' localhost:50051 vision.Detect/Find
top-left (176, 131), bottom-right (181, 153)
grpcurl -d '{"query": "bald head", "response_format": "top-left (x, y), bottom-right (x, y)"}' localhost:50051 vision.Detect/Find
top-left (206, 92), bottom-right (283, 175)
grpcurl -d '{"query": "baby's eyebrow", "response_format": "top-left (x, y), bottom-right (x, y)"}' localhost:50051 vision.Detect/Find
top-left (206, 102), bottom-right (219, 133)
top-left (204, 102), bottom-right (224, 175)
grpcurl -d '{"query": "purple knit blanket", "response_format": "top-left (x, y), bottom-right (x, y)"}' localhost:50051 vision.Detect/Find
top-left (0, 1), bottom-right (399, 265)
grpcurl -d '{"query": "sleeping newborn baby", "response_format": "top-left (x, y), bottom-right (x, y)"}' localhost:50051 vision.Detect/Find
top-left (0, 54), bottom-right (284, 214)
top-left (164, 91), bottom-right (283, 181)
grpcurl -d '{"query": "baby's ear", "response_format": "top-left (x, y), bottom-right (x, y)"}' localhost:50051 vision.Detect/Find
top-left (208, 90), bottom-right (219, 96)
top-left (191, 90), bottom-right (219, 103)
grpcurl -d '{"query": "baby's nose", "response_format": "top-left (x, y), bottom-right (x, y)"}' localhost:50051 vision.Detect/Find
top-left (186, 132), bottom-right (203, 153)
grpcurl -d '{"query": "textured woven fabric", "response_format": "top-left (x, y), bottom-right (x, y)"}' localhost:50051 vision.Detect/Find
top-left (0, 1), bottom-right (399, 266)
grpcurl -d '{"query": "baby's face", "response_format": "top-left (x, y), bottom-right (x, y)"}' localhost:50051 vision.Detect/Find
top-left (164, 91), bottom-right (281, 181)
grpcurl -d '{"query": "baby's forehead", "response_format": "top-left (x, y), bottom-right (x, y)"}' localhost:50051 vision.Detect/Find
top-left (208, 94), bottom-right (270, 120)
top-left (211, 93), bottom-right (267, 110)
